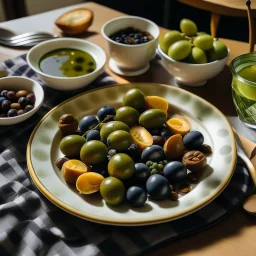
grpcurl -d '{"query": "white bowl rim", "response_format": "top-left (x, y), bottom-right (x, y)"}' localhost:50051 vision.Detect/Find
top-left (27, 38), bottom-right (107, 80)
top-left (101, 15), bottom-right (160, 48)
top-left (0, 76), bottom-right (44, 121)
top-left (157, 44), bottom-right (230, 66)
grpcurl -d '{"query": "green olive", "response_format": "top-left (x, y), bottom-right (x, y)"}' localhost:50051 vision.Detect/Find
top-left (60, 135), bottom-right (86, 157)
top-left (123, 88), bottom-right (145, 110)
top-left (100, 177), bottom-right (125, 206)
top-left (114, 106), bottom-right (140, 126)
top-left (108, 153), bottom-right (135, 180)
top-left (80, 140), bottom-right (108, 165)
top-left (100, 121), bottom-right (130, 142)
top-left (107, 130), bottom-right (133, 151)
top-left (139, 109), bottom-right (167, 129)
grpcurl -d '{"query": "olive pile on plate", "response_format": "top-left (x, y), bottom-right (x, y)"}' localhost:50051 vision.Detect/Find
top-left (56, 88), bottom-right (212, 207)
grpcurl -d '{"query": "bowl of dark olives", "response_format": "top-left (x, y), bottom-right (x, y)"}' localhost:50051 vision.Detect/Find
top-left (101, 16), bottom-right (160, 75)
top-left (0, 76), bottom-right (44, 125)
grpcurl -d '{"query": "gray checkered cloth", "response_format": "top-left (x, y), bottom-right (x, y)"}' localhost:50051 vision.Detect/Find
top-left (0, 54), bottom-right (251, 256)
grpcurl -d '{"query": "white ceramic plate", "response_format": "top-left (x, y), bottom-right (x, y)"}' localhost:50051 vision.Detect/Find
top-left (27, 83), bottom-right (236, 226)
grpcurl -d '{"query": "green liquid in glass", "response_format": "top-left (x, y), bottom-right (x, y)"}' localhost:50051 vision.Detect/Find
top-left (232, 65), bottom-right (256, 125)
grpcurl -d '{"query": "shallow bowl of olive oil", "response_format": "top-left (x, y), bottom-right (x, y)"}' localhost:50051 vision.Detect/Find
top-left (27, 38), bottom-right (106, 91)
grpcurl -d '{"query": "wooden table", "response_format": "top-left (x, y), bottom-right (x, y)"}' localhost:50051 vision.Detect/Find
top-left (0, 2), bottom-right (256, 256)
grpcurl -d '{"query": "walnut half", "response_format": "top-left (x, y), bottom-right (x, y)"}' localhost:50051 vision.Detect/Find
top-left (182, 150), bottom-right (207, 172)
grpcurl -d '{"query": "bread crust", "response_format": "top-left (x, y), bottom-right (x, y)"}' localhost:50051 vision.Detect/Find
top-left (55, 8), bottom-right (94, 35)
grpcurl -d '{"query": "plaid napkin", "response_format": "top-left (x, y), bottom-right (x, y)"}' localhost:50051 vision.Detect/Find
top-left (0, 55), bottom-right (251, 256)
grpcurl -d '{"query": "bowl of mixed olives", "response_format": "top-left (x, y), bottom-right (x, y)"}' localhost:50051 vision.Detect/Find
top-left (0, 76), bottom-right (44, 125)
top-left (158, 19), bottom-right (229, 86)
top-left (55, 88), bottom-right (212, 208)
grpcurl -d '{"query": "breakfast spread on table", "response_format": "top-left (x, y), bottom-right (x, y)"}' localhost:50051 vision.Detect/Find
top-left (1, 3), bottom-right (256, 256)
top-left (0, 3), bottom-right (255, 228)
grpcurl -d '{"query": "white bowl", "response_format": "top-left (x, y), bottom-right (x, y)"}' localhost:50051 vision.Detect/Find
top-left (102, 16), bottom-right (160, 70)
top-left (27, 38), bottom-right (106, 91)
top-left (158, 44), bottom-right (229, 86)
top-left (0, 76), bottom-right (44, 125)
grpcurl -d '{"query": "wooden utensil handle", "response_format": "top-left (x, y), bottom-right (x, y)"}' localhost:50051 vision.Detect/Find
top-left (246, 0), bottom-right (255, 52)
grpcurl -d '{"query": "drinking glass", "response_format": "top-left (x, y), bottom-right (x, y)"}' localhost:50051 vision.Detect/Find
top-left (230, 52), bottom-right (256, 129)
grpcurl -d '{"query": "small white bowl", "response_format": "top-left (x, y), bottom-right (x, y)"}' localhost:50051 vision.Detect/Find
top-left (102, 16), bottom-right (160, 71)
top-left (158, 44), bottom-right (229, 86)
top-left (27, 38), bottom-right (106, 91)
top-left (0, 76), bottom-right (44, 125)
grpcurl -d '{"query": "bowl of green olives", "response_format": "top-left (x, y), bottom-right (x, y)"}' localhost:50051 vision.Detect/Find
top-left (158, 19), bottom-right (229, 86)
top-left (0, 76), bottom-right (44, 125)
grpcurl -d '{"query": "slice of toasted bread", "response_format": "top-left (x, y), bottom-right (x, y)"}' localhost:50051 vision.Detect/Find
top-left (55, 8), bottom-right (93, 35)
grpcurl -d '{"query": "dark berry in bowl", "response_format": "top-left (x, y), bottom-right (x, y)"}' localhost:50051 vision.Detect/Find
top-left (24, 105), bottom-right (34, 113)
top-left (7, 91), bottom-right (16, 100)
top-left (2, 100), bottom-right (11, 110)
top-left (26, 92), bottom-right (36, 104)
top-left (7, 109), bottom-right (18, 117)
top-left (18, 97), bottom-right (28, 108)
top-left (109, 27), bottom-right (154, 45)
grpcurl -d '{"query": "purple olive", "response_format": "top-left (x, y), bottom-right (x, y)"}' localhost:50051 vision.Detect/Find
top-left (24, 105), bottom-right (34, 112)
top-left (7, 109), bottom-right (18, 117)
top-left (2, 100), bottom-right (11, 110)
top-left (126, 186), bottom-right (147, 207)
top-left (26, 93), bottom-right (35, 104)
top-left (146, 174), bottom-right (171, 200)
top-left (7, 91), bottom-right (16, 100)
top-left (18, 97), bottom-right (28, 108)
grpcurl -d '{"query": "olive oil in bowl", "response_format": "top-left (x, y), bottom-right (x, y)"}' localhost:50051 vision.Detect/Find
top-left (39, 48), bottom-right (96, 77)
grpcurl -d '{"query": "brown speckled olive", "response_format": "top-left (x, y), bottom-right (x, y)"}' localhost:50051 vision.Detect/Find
top-left (55, 157), bottom-right (69, 169)
top-left (58, 114), bottom-right (79, 135)
top-left (7, 91), bottom-right (16, 100)
top-left (24, 105), bottom-right (34, 113)
top-left (59, 114), bottom-right (76, 124)
top-left (16, 90), bottom-right (29, 98)
top-left (153, 135), bottom-right (165, 146)
top-left (17, 109), bottom-right (24, 115)
top-left (11, 103), bottom-right (21, 110)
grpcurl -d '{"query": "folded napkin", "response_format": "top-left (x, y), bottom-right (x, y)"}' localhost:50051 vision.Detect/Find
top-left (0, 54), bottom-right (252, 256)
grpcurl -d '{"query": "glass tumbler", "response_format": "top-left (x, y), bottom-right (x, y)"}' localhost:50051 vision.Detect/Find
top-left (230, 52), bottom-right (256, 129)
